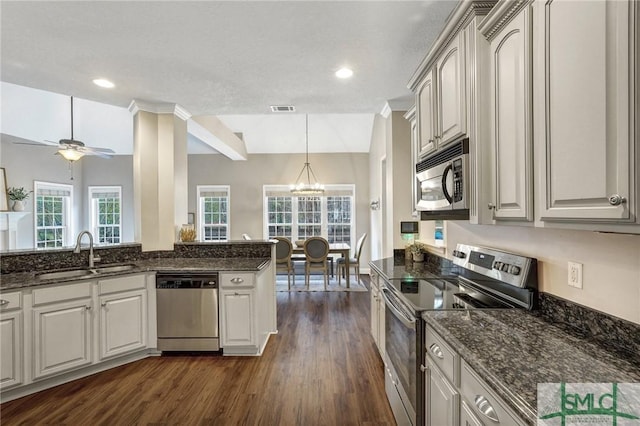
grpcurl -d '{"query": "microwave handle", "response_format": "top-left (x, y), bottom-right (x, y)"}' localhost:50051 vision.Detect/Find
top-left (441, 164), bottom-right (453, 203)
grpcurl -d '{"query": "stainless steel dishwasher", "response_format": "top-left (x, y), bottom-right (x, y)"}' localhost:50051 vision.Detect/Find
top-left (156, 273), bottom-right (219, 351)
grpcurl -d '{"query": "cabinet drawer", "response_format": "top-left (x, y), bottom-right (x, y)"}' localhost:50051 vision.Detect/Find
top-left (425, 326), bottom-right (459, 385)
top-left (33, 282), bottom-right (92, 306)
top-left (0, 292), bottom-right (22, 312)
top-left (99, 274), bottom-right (146, 295)
top-left (460, 360), bottom-right (525, 426)
top-left (220, 273), bottom-right (255, 289)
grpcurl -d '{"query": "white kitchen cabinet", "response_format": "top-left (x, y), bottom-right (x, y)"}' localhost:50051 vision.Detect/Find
top-left (219, 265), bottom-right (275, 356)
top-left (220, 290), bottom-right (255, 347)
top-left (417, 69), bottom-right (438, 157)
top-left (0, 292), bottom-right (23, 390)
top-left (482, 2), bottom-right (534, 221)
top-left (427, 362), bottom-right (460, 426)
top-left (460, 400), bottom-right (484, 426)
top-left (437, 32), bottom-right (467, 148)
top-left (369, 270), bottom-right (385, 359)
top-left (98, 274), bottom-right (148, 360)
top-left (533, 0), bottom-right (637, 223)
top-left (416, 34), bottom-right (467, 159)
top-left (99, 289), bottom-right (147, 360)
top-left (32, 297), bottom-right (93, 379)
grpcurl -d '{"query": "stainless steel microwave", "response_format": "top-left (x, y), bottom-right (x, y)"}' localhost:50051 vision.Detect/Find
top-left (415, 138), bottom-right (469, 220)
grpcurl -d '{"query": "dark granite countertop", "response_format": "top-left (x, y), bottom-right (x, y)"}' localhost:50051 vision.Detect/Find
top-left (369, 256), bottom-right (459, 281)
top-left (423, 310), bottom-right (640, 425)
top-left (0, 257), bottom-right (271, 290)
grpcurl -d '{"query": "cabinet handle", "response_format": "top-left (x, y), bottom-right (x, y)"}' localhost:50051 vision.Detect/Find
top-left (420, 364), bottom-right (428, 373)
top-left (0, 299), bottom-right (8, 306)
top-left (429, 343), bottom-right (444, 359)
top-left (101, 302), bottom-right (107, 307)
top-left (608, 194), bottom-right (627, 206)
top-left (474, 395), bottom-right (499, 423)
top-left (488, 203), bottom-right (495, 210)
top-left (234, 292), bottom-right (240, 296)
top-left (85, 305), bottom-right (92, 311)
top-left (230, 277), bottom-right (244, 284)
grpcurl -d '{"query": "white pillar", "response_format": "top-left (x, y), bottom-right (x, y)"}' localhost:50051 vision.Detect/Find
top-left (129, 101), bottom-right (190, 251)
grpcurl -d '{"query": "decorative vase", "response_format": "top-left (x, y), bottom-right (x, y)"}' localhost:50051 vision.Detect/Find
top-left (412, 252), bottom-right (424, 262)
top-left (11, 200), bottom-right (25, 212)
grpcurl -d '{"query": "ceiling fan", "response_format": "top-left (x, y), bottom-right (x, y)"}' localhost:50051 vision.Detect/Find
top-left (16, 96), bottom-right (115, 161)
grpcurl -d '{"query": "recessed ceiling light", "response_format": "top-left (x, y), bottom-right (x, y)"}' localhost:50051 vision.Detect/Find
top-left (93, 78), bottom-right (115, 88)
top-left (335, 68), bottom-right (354, 79)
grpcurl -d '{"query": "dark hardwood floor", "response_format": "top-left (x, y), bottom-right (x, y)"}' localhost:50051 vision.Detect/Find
top-left (1, 276), bottom-right (395, 425)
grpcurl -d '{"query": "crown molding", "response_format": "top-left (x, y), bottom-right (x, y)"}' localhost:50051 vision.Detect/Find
top-left (478, 0), bottom-right (531, 40)
top-left (128, 100), bottom-right (192, 121)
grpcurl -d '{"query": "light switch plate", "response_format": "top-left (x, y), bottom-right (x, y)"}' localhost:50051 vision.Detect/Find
top-left (568, 261), bottom-right (583, 289)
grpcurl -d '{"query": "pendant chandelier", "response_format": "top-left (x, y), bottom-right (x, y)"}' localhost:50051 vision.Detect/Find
top-left (290, 115), bottom-right (324, 195)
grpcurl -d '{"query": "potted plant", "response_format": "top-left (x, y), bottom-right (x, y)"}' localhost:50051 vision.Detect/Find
top-left (408, 241), bottom-right (426, 262)
top-left (7, 187), bottom-right (32, 212)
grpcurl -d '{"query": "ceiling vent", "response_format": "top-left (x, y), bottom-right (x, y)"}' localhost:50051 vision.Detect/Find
top-left (270, 105), bottom-right (296, 112)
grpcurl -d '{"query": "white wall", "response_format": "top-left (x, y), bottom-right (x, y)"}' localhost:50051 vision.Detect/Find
top-left (188, 152), bottom-right (371, 265)
top-left (441, 222), bottom-right (640, 324)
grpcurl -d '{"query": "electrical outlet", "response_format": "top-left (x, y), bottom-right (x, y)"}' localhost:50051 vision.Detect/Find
top-left (568, 261), bottom-right (583, 289)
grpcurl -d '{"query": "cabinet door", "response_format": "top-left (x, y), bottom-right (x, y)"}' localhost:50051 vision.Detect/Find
top-left (438, 33), bottom-right (467, 147)
top-left (461, 400), bottom-right (484, 426)
top-left (491, 7), bottom-right (533, 221)
top-left (417, 69), bottom-right (438, 157)
top-left (427, 363), bottom-right (460, 426)
top-left (220, 290), bottom-right (255, 347)
top-left (370, 286), bottom-right (378, 345)
top-left (33, 299), bottom-right (92, 379)
top-left (535, 0), bottom-right (635, 221)
top-left (0, 311), bottom-right (23, 389)
top-left (376, 291), bottom-right (385, 358)
top-left (99, 289), bottom-right (147, 360)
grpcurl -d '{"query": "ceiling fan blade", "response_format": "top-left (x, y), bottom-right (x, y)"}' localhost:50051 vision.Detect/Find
top-left (83, 146), bottom-right (115, 154)
top-left (13, 139), bottom-right (58, 147)
top-left (84, 150), bottom-right (114, 159)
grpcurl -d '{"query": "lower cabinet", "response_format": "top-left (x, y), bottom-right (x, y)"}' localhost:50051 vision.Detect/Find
top-left (219, 290), bottom-right (255, 347)
top-left (99, 289), bottom-right (147, 360)
top-left (427, 361), bottom-right (460, 426)
top-left (425, 325), bottom-right (525, 426)
top-left (219, 265), bottom-right (275, 356)
top-left (0, 296), bottom-right (23, 390)
top-left (32, 297), bottom-right (93, 380)
top-left (369, 270), bottom-right (385, 358)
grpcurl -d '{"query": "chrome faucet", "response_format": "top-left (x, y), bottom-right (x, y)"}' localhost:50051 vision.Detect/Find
top-left (73, 231), bottom-right (101, 268)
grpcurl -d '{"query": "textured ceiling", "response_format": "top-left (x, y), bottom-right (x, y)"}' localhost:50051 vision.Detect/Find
top-left (1, 0), bottom-right (457, 116)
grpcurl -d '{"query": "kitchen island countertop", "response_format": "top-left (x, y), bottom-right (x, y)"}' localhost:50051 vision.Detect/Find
top-left (0, 257), bottom-right (271, 290)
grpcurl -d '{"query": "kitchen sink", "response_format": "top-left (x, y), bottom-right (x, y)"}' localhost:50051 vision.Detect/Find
top-left (95, 264), bottom-right (137, 273)
top-left (37, 269), bottom-right (97, 280)
top-left (36, 264), bottom-right (138, 280)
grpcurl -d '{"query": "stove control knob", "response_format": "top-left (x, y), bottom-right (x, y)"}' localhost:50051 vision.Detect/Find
top-left (452, 250), bottom-right (466, 259)
top-left (501, 263), bottom-right (509, 272)
top-left (509, 265), bottom-right (521, 275)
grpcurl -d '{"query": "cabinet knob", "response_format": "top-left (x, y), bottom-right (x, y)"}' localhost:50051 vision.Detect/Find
top-left (230, 277), bottom-right (244, 284)
top-left (429, 343), bottom-right (444, 359)
top-left (85, 306), bottom-right (92, 311)
top-left (608, 194), bottom-right (627, 206)
top-left (487, 203), bottom-right (495, 210)
top-left (101, 302), bottom-right (107, 307)
top-left (0, 299), bottom-right (8, 306)
top-left (234, 292), bottom-right (240, 296)
top-left (420, 364), bottom-right (428, 373)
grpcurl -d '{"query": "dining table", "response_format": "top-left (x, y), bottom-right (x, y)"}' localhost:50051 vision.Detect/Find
top-left (292, 242), bottom-right (352, 287)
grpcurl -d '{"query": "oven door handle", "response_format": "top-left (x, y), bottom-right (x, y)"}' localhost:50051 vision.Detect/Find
top-left (381, 289), bottom-right (416, 329)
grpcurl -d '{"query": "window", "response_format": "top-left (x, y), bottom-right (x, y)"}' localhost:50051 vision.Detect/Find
top-left (263, 185), bottom-right (355, 245)
top-left (197, 185), bottom-right (230, 241)
top-left (89, 186), bottom-right (122, 244)
top-left (34, 181), bottom-right (73, 248)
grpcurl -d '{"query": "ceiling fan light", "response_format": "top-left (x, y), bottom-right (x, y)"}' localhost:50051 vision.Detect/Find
top-left (58, 148), bottom-right (85, 162)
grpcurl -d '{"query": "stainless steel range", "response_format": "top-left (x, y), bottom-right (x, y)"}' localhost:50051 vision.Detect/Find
top-left (381, 244), bottom-right (537, 426)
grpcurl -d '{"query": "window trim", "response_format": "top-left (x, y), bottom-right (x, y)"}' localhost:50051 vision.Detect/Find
top-left (88, 185), bottom-right (122, 245)
top-left (197, 185), bottom-right (230, 241)
top-left (34, 181), bottom-right (74, 248)
top-left (262, 184), bottom-right (356, 244)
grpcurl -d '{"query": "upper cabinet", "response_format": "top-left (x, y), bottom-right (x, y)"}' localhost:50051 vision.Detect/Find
top-left (480, 1), bottom-right (534, 222)
top-left (533, 0), bottom-right (637, 224)
top-left (437, 33), bottom-right (467, 148)
top-left (417, 69), bottom-right (437, 157)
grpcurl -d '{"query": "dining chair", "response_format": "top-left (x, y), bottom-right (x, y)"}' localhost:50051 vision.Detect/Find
top-left (337, 233), bottom-right (367, 286)
top-left (274, 237), bottom-right (295, 289)
top-left (303, 236), bottom-right (330, 290)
